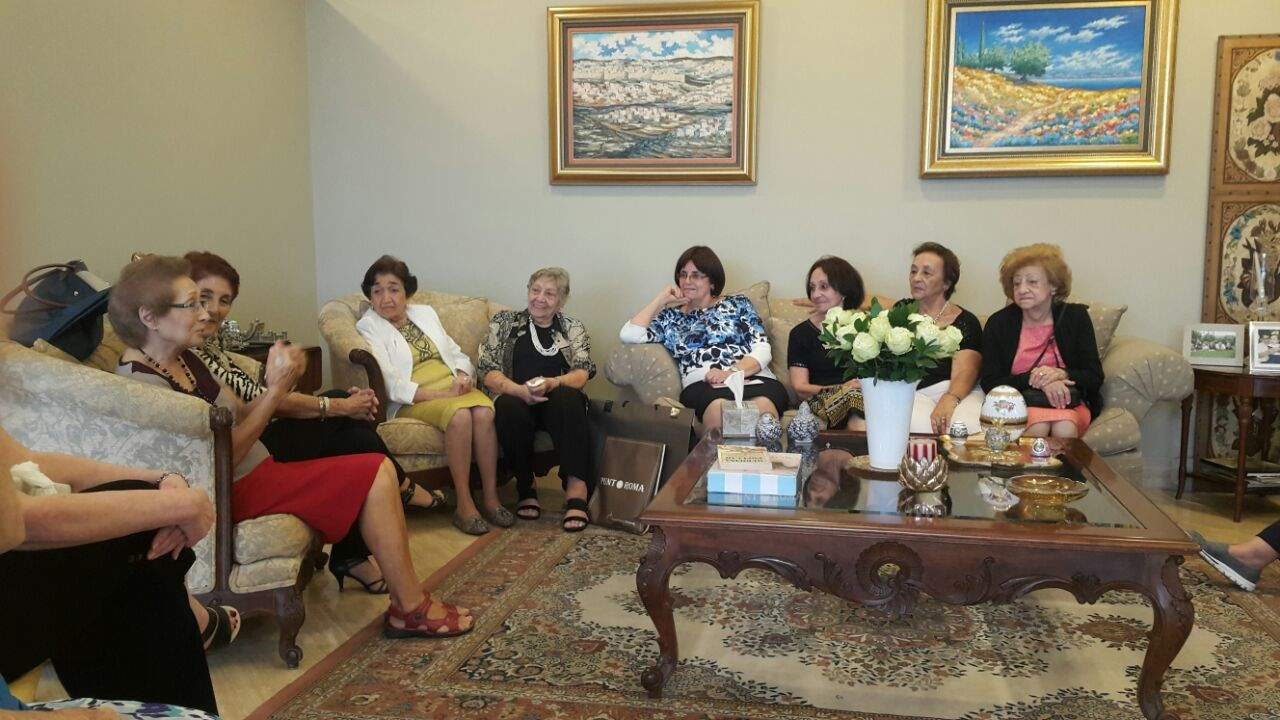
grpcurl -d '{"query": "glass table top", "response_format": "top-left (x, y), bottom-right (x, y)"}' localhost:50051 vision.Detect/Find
top-left (683, 438), bottom-right (1140, 529)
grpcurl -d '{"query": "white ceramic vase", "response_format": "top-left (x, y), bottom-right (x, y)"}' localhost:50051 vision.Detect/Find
top-left (860, 377), bottom-right (920, 470)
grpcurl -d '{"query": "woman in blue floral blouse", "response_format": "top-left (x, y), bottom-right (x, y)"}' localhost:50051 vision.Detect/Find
top-left (620, 246), bottom-right (789, 433)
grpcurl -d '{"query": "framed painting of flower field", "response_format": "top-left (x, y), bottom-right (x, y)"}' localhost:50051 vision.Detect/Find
top-left (547, 2), bottom-right (759, 185)
top-left (920, 0), bottom-right (1178, 178)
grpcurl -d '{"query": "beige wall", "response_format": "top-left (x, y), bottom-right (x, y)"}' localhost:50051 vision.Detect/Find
top-left (0, 1), bottom-right (318, 345)
top-left (306, 0), bottom-right (1280, 465)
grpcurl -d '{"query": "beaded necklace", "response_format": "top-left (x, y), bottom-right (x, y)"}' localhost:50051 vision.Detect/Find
top-left (140, 349), bottom-right (215, 404)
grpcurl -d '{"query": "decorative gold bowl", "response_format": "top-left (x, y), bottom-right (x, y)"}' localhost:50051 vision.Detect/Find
top-left (1006, 475), bottom-right (1089, 505)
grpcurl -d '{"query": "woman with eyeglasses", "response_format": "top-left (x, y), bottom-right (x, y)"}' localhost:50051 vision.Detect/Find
top-left (112, 256), bottom-right (471, 638)
top-left (620, 245), bottom-right (789, 435)
top-left (183, 252), bottom-right (447, 515)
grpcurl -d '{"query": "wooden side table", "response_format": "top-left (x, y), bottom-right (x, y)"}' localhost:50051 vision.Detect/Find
top-left (1177, 365), bottom-right (1280, 521)
top-left (240, 344), bottom-right (324, 396)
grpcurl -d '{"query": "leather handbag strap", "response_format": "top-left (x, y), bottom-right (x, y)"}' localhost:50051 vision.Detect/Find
top-left (0, 263), bottom-right (80, 314)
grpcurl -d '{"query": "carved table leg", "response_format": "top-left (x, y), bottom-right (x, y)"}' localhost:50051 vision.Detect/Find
top-left (1234, 395), bottom-right (1252, 522)
top-left (1138, 556), bottom-right (1194, 720)
top-left (274, 586), bottom-right (306, 668)
top-left (636, 527), bottom-right (681, 698)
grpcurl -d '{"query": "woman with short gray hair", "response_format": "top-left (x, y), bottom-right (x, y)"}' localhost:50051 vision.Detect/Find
top-left (478, 267), bottom-right (597, 532)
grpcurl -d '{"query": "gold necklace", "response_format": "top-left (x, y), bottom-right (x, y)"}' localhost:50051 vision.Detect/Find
top-left (924, 300), bottom-right (950, 323)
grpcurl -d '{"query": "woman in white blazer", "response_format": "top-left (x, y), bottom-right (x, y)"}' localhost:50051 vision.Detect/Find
top-left (356, 256), bottom-right (509, 536)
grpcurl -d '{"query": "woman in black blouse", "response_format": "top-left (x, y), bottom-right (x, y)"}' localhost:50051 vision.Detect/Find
top-left (902, 242), bottom-right (984, 434)
top-left (788, 256), bottom-right (867, 429)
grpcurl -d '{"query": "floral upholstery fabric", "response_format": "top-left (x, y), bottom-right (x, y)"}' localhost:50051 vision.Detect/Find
top-left (234, 513), bottom-right (315, 565)
top-left (0, 342), bottom-right (218, 592)
top-left (1080, 405), bottom-right (1142, 455)
top-left (377, 417), bottom-right (446, 455)
top-left (230, 556), bottom-right (306, 594)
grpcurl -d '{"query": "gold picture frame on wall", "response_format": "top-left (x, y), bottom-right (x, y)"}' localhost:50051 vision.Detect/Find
top-left (547, 2), bottom-right (760, 185)
top-left (920, 0), bottom-right (1178, 178)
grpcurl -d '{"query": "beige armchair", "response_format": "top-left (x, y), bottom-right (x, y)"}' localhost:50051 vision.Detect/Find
top-left (1, 334), bottom-right (323, 667)
top-left (318, 291), bottom-right (556, 489)
top-left (606, 283), bottom-right (1193, 456)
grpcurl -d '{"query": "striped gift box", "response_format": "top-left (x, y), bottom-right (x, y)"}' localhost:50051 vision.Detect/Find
top-left (707, 492), bottom-right (800, 508)
top-left (706, 462), bottom-right (799, 496)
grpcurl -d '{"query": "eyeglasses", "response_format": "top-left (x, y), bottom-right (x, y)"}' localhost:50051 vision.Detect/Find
top-left (169, 301), bottom-right (202, 311)
top-left (678, 271), bottom-right (708, 281)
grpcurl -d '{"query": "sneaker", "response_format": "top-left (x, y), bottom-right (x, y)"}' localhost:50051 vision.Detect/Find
top-left (755, 412), bottom-right (782, 446)
top-left (1190, 531), bottom-right (1261, 592)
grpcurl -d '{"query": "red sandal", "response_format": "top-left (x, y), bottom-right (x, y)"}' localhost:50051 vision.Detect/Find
top-left (383, 596), bottom-right (473, 639)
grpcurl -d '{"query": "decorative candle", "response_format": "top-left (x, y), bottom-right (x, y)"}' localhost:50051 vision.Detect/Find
top-left (908, 438), bottom-right (937, 461)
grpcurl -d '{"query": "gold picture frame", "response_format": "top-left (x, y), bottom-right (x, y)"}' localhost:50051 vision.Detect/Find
top-left (547, 2), bottom-right (760, 185)
top-left (920, 0), bottom-right (1178, 178)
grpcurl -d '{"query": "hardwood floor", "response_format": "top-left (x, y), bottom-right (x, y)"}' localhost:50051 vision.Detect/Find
top-left (26, 467), bottom-right (1280, 720)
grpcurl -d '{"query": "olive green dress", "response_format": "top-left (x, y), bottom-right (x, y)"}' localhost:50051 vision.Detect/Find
top-left (394, 322), bottom-right (493, 429)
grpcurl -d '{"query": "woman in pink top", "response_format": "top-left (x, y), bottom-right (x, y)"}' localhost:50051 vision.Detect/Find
top-left (980, 244), bottom-right (1103, 438)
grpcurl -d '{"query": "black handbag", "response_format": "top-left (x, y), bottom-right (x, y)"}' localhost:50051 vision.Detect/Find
top-left (1022, 304), bottom-right (1082, 409)
top-left (1, 261), bottom-right (111, 360)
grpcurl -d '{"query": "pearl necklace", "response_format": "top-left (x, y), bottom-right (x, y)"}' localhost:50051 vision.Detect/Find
top-left (528, 319), bottom-right (560, 357)
top-left (924, 300), bottom-right (950, 324)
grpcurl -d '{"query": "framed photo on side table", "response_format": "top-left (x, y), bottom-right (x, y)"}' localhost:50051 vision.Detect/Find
top-left (1183, 323), bottom-right (1244, 367)
top-left (1248, 321), bottom-right (1280, 373)
top-left (547, 2), bottom-right (760, 185)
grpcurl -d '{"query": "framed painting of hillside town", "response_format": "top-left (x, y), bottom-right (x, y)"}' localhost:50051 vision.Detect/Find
top-left (547, 2), bottom-right (759, 184)
top-left (921, 0), bottom-right (1178, 178)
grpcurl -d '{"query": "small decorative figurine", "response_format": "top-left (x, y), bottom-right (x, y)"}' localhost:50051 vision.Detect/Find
top-left (947, 420), bottom-right (969, 439)
top-left (787, 403), bottom-right (820, 446)
top-left (1030, 437), bottom-right (1051, 458)
top-left (985, 419), bottom-right (1011, 453)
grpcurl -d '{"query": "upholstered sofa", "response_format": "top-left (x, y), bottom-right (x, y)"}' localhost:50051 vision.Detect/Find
top-left (606, 282), bottom-right (1193, 456)
top-left (0, 332), bottom-right (322, 667)
top-left (318, 291), bottom-right (555, 487)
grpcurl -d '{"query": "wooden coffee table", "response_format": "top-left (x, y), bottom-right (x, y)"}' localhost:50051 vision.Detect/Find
top-left (636, 431), bottom-right (1197, 720)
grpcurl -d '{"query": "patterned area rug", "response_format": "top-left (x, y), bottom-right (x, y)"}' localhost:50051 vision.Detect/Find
top-left (250, 522), bottom-right (1280, 720)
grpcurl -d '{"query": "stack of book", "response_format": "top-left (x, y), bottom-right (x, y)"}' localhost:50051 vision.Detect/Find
top-left (706, 445), bottom-right (802, 507)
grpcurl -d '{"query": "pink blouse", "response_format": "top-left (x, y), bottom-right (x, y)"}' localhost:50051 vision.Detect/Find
top-left (1011, 324), bottom-right (1063, 375)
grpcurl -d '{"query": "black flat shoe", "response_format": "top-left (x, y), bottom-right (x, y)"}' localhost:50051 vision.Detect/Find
top-left (562, 497), bottom-right (590, 533)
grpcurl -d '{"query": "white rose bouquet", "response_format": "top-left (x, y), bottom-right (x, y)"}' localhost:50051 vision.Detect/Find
top-left (818, 299), bottom-right (963, 382)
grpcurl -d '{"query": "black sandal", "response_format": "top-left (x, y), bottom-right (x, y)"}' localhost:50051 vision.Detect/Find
top-left (401, 482), bottom-right (449, 512)
top-left (201, 604), bottom-right (241, 652)
top-left (562, 497), bottom-right (590, 533)
top-left (516, 497), bottom-right (542, 520)
top-left (330, 557), bottom-right (389, 594)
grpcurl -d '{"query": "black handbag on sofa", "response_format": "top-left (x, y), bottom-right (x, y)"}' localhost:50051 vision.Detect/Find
top-left (1, 261), bottom-right (111, 360)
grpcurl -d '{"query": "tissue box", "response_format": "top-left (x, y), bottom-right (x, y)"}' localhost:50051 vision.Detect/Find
top-left (721, 405), bottom-right (761, 438)
top-left (706, 461), bottom-right (799, 496)
top-left (707, 492), bottom-right (799, 508)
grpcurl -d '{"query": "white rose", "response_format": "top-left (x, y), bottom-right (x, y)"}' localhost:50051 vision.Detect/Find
top-left (836, 323), bottom-right (858, 350)
top-left (938, 325), bottom-right (963, 354)
top-left (915, 320), bottom-right (940, 345)
top-left (850, 310), bottom-right (867, 325)
top-left (868, 313), bottom-right (891, 342)
top-left (1266, 93), bottom-right (1280, 123)
top-left (823, 306), bottom-right (844, 326)
top-left (886, 326), bottom-right (914, 355)
top-left (1251, 117), bottom-right (1272, 141)
top-left (850, 332), bottom-right (881, 363)
top-left (907, 313), bottom-right (928, 324)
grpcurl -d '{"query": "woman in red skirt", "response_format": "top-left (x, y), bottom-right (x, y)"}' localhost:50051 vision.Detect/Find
top-left (110, 255), bottom-right (470, 639)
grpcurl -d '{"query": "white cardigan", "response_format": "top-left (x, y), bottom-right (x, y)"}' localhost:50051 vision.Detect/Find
top-left (356, 304), bottom-right (476, 417)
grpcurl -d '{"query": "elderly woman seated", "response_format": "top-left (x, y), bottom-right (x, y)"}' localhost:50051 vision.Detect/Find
top-left (901, 242), bottom-right (984, 435)
top-left (355, 255), bottom-right (508, 536)
top-left (111, 255), bottom-right (471, 638)
top-left (183, 251), bottom-right (445, 514)
top-left (478, 267), bottom-right (596, 532)
top-left (788, 255), bottom-right (867, 430)
top-left (620, 245), bottom-right (789, 438)
top-left (980, 243), bottom-right (1103, 438)
top-left (0, 424), bottom-right (218, 716)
